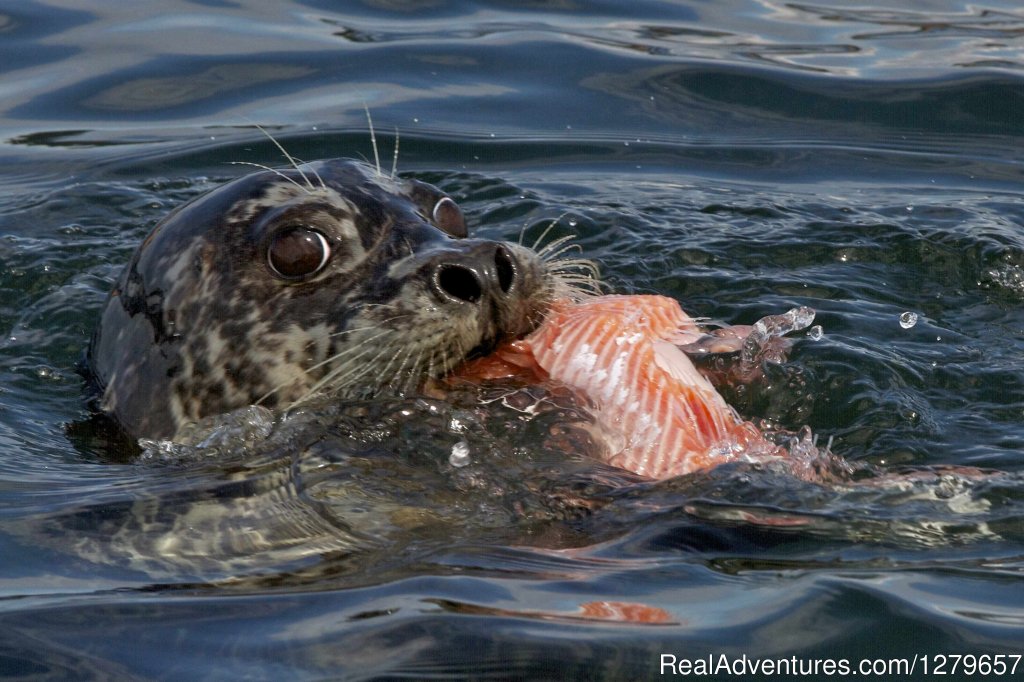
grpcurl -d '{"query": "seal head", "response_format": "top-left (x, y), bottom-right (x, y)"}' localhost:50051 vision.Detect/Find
top-left (89, 159), bottom-right (557, 440)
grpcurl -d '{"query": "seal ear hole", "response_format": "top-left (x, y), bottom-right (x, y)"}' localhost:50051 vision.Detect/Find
top-left (267, 227), bottom-right (331, 280)
top-left (432, 197), bottom-right (467, 239)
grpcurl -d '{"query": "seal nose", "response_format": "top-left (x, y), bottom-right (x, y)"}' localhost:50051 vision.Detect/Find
top-left (431, 243), bottom-right (517, 305)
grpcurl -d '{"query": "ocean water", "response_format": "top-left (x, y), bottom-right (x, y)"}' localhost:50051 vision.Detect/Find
top-left (2, 1), bottom-right (1024, 679)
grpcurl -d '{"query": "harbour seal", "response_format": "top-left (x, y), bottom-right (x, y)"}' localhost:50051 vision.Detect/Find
top-left (88, 158), bottom-right (577, 441)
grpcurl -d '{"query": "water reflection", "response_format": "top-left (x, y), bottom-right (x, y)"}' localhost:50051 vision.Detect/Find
top-left (84, 64), bottom-right (315, 112)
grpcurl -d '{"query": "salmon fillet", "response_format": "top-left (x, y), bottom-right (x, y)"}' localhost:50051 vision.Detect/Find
top-left (458, 295), bottom-right (783, 479)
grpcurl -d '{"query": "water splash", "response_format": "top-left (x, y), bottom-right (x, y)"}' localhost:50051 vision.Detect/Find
top-left (899, 311), bottom-right (918, 329)
top-left (139, 405), bottom-right (275, 462)
top-left (741, 306), bottom-right (816, 367)
top-left (449, 440), bottom-right (471, 467)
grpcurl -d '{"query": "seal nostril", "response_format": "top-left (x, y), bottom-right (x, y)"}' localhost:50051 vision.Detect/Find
top-left (495, 246), bottom-right (515, 294)
top-left (437, 264), bottom-right (482, 304)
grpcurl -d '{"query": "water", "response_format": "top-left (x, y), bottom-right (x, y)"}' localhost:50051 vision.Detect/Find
top-left (2, 0), bottom-right (1024, 679)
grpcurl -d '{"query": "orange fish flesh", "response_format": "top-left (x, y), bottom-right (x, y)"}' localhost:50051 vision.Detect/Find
top-left (457, 295), bottom-right (784, 479)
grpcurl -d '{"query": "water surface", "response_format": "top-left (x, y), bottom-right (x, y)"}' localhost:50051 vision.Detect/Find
top-left (2, 1), bottom-right (1024, 679)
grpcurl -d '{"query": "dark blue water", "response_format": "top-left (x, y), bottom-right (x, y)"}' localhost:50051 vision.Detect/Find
top-left (2, 1), bottom-right (1024, 679)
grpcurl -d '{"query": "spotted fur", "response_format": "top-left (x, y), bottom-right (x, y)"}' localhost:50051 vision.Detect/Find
top-left (89, 159), bottom-right (572, 440)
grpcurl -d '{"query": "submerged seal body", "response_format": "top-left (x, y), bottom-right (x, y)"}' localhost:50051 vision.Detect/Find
top-left (89, 159), bottom-right (562, 440)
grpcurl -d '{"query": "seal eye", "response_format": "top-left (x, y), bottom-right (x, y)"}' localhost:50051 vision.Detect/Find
top-left (433, 197), bottom-right (467, 239)
top-left (267, 227), bottom-right (331, 280)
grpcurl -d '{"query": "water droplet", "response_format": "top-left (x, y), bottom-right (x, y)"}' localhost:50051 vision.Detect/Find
top-left (807, 325), bottom-right (823, 340)
top-left (567, 218), bottom-right (578, 227)
top-left (449, 440), bottom-right (471, 468)
top-left (899, 311), bottom-right (918, 329)
top-left (448, 412), bottom-right (473, 433)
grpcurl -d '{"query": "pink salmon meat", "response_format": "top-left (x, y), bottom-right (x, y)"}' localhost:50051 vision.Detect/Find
top-left (456, 295), bottom-right (784, 479)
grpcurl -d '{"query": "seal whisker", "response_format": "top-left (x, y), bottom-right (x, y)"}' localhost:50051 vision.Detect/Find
top-left (364, 106), bottom-right (382, 177)
top-left (537, 238), bottom-right (583, 263)
top-left (534, 232), bottom-right (576, 258)
top-left (325, 315), bottom-right (415, 341)
top-left (407, 348), bottom-right (428, 393)
top-left (227, 162), bottom-right (310, 195)
top-left (565, 271), bottom-right (603, 290)
top-left (446, 339), bottom-right (463, 376)
top-left (374, 342), bottom-right (411, 393)
top-left (390, 127), bottom-right (400, 180)
top-left (378, 348), bottom-right (407, 392)
top-left (549, 271), bottom-right (601, 286)
top-left (335, 328), bottom-right (428, 391)
top-left (291, 342), bottom-right (395, 408)
top-left (433, 350), bottom-right (450, 385)
top-left (554, 279), bottom-right (602, 296)
top-left (435, 339), bottom-right (458, 381)
top-left (305, 327), bottom-right (398, 374)
top-left (534, 228), bottom-right (602, 300)
top-left (517, 220), bottom-right (530, 247)
top-left (547, 256), bottom-right (601, 281)
top-left (255, 327), bottom-right (398, 407)
top-left (349, 302), bottom-right (401, 311)
top-left (421, 354), bottom-right (437, 392)
top-left (289, 156), bottom-right (328, 191)
top-left (250, 123), bottom-right (315, 192)
top-left (334, 345), bottom-right (398, 390)
top-left (372, 350), bottom-right (407, 393)
top-left (448, 336), bottom-right (471, 377)
top-left (370, 333), bottom-right (422, 392)
top-left (529, 215), bottom-right (568, 253)
top-left (401, 345), bottom-right (429, 390)
top-left (390, 346), bottom-right (421, 394)
top-left (544, 261), bottom-right (603, 299)
top-left (547, 263), bottom-right (600, 281)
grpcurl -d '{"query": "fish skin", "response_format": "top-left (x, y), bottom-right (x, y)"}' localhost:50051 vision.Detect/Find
top-left (458, 295), bottom-right (784, 479)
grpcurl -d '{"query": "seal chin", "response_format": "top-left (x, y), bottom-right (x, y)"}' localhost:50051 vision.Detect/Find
top-left (87, 158), bottom-right (572, 441)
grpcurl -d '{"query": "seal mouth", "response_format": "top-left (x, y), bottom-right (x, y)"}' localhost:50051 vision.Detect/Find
top-left (466, 339), bottom-right (499, 361)
top-left (465, 314), bottom-right (530, 361)
top-left (459, 295), bottom-right (548, 362)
